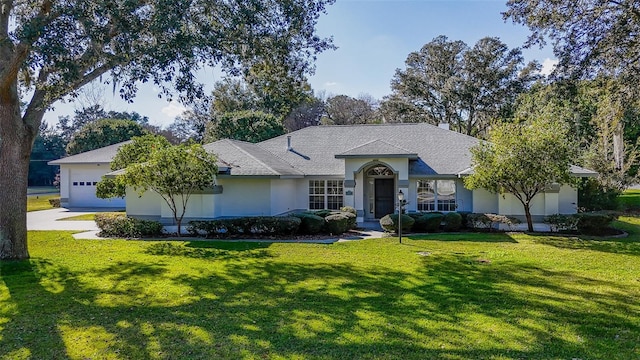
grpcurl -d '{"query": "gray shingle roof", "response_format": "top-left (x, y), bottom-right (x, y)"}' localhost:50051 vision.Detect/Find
top-left (258, 123), bottom-right (481, 176)
top-left (336, 139), bottom-right (418, 159)
top-left (48, 141), bottom-right (131, 165)
top-left (203, 139), bottom-right (303, 177)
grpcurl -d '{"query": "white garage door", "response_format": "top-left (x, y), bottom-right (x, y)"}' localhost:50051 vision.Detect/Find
top-left (69, 179), bottom-right (125, 208)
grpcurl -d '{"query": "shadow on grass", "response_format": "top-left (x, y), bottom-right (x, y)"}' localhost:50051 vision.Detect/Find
top-left (405, 232), bottom-right (518, 243)
top-left (527, 216), bottom-right (640, 256)
top-left (2, 248), bottom-right (639, 359)
top-left (144, 241), bottom-right (273, 260)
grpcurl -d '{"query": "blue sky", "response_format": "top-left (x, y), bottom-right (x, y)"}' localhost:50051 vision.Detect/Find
top-left (43, 0), bottom-right (555, 128)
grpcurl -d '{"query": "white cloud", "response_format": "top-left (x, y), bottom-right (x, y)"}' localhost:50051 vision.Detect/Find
top-left (324, 81), bottom-right (338, 87)
top-left (161, 100), bottom-right (187, 118)
top-left (540, 58), bottom-right (558, 76)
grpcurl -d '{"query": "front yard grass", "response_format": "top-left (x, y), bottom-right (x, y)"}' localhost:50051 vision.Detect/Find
top-left (1, 219), bottom-right (640, 359)
top-left (26, 194), bottom-right (59, 212)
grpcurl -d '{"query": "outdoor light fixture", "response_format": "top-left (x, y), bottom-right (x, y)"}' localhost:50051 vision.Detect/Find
top-left (398, 190), bottom-right (405, 244)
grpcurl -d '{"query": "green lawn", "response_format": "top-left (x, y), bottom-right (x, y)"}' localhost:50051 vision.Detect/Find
top-left (58, 213), bottom-right (96, 221)
top-left (26, 194), bottom-right (59, 212)
top-left (618, 189), bottom-right (640, 211)
top-left (1, 222), bottom-right (640, 359)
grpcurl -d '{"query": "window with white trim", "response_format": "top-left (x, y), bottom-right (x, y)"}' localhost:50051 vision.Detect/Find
top-left (309, 180), bottom-right (344, 210)
top-left (417, 179), bottom-right (456, 211)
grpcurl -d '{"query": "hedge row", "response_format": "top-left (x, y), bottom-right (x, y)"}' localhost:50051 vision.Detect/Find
top-left (95, 213), bottom-right (164, 238)
top-left (187, 210), bottom-right (357, 238)
top-left (380, 212), bottom-right (522, 233)
top-left (544, 212), bottom-right (619, 235)
top-left (188, 216), bottom-right (301, 237)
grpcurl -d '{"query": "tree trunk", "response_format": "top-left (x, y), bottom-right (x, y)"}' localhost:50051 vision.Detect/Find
top-left (0, 86), bottom-right (38, 260)
top-left (524, 203), bottom-right (534, 232)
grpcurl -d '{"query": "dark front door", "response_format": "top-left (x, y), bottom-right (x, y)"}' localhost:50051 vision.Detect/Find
top-left (375, 179), bottom-right (395, 219)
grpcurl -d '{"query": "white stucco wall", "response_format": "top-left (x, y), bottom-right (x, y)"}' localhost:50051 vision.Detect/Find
top-left (62, 164), bottom-right (125, 208)
top-left (499, 192), bottom-right (546, 216)
top-left (214, 178), bottom-right (272, 217)
top-left (270, 179), bottom-right (299, 215)
top-left (126, 188), bottom-right (162, 217)
top-left (472, 188), bottom-right (499, 214)
top-left (471, 185), bottom-right (579, 216)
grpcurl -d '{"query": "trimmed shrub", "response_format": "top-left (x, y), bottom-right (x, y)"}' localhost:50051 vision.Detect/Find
top-left (188, 216), bottom-right (301, 237)
top-left (407, 212), bottom-right (424, 221)
top-left (443, 212), bottom-right (463, 232)
top-left (544, 214), bottom-right (579, 232)
top-left (340, 206), bottom-right (357, 215)
top-left (466, 213), bottom-right (493, 230)
top-left (325, 213), bottom-right (351, 234)
top-left (486, 214), bottom-right (522, 230)
top-left (96, 213), bottom-right (163, 238)
top-left (414, 213), bottom-right (443, 232)
top-left (310, 209), bottom-right (333, 218)
top-left (292, 213), bottom-right (325, 234)
top-left (48, 198), bottom-right (61, 208)
top-left (575, 211), bottom-right (618, 235)
top-left (339, 211), bottom-right (357, 229)
top-left (457, 211), bottom-right (472, 229)
top-left (379, 214), bottom-right (415, 233)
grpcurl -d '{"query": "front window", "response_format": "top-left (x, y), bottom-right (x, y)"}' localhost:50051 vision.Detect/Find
top-left (309, 180), bottom-right (344, 210)
top-left (417, 179), bottom-right (456, 211)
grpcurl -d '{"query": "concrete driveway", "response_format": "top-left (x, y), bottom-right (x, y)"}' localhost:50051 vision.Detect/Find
top-left (27, 208), bottom-right (102, 231)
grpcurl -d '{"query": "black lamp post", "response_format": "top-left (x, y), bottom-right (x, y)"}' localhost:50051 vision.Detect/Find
top-left (398, 190), bottom-right (404, 244)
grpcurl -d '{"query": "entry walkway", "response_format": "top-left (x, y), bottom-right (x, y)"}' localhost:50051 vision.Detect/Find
top-left (27, 208), bottom-right (100, 231)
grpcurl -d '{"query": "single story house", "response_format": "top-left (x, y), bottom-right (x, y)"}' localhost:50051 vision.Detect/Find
top-left (93, 123), bottom-right (594, 223)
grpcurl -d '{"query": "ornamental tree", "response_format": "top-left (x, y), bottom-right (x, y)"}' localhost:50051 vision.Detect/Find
top-left (99, 138), bottom-right (218, 235)
top-left (464, 118), bottom-right (577, 232)
top-left (0, 0), bottom-right (334, 259)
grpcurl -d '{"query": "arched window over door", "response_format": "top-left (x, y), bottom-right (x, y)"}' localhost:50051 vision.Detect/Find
top-left (367, 165), bottom-right (394, 177)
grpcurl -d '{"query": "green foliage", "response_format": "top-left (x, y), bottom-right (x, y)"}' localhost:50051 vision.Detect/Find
top-left (383, 35), bottom-right (538, 135)
top-left (544, 214), bottom-right (579, 233)
top-left (575, 212), bottom-right (619, 236)
top-left (414, 213), bottom-right (443, 233)
top-left (323, 95), bottom-right (377, 125)
top-left (95, 213), bottom-right (163, 238)
top-left (204, 110), bottom-right (286, 143)
top-left (457, 211), bottom-right (472, 229)
top-left (308, 209), bottom-right (333, 218)
top-left (505, 0), bottom-right (640, 85)
top-left (443, 212), bottom-right (463, 232)
top-left (66, 119), bottom-right (147, 155)
top-left (465, 117), bottom-right (577, 231)
top-left (578, 178), bottom-right (621, 211)
top-left (188, 217), bottom-right (301, 237)
top-left (110, 135), bottom-right (171, 171)
top-left (379, 214), bottom-right (415, 233)
top-left (465, 213), bottom-right (521, 231)
top-left (324, 213), bottom-right (352, 235)
top-left (29, 123), bottom-right (66, 186)
top-left (340, 206), bottom-right (357, 215)
top-left (291, 213), bottom-right (326, 234)
top-left (95, 177), bottom-right (127, 199)
top-left (48, 198), bottom-right (61, 208)
top-left (466, 213), bottom-right (493, 230)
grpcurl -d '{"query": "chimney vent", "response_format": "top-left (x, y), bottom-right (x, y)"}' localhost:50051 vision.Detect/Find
top-left (286, 135), bottom-right (292, 151)
top-left (438, 123), bottom-right (450, 130)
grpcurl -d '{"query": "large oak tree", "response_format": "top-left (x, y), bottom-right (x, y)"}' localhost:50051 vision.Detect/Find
top-left (0, 0), bottom-right (334, 259)
top-left (383, 36), bottom-right (538, 136)
top-left (504, 0), bottom-right (640, 88)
